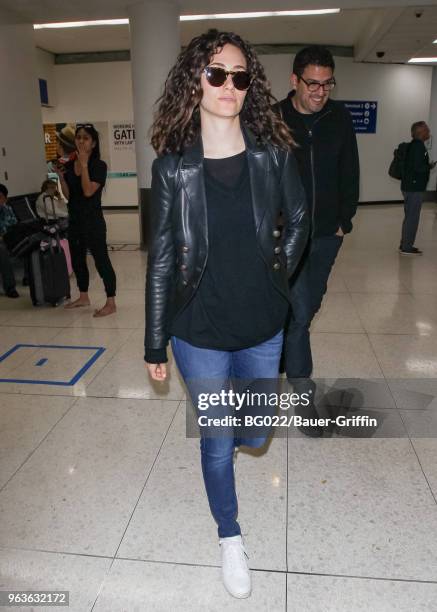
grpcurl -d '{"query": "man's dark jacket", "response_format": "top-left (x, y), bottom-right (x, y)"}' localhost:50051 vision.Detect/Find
top-left (275, 92), bottom-right (360, 237)
top-left (144, 125), bottom-right (309, 361)
top-left (401, 139), bottom-right (430, 192)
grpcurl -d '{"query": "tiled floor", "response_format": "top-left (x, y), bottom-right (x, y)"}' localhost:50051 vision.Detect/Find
top-left (1, 204), bottom-right (437, 611)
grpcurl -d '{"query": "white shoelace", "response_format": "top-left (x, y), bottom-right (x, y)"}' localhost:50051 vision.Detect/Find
top-left (222, 540), bottom-right (249, 572)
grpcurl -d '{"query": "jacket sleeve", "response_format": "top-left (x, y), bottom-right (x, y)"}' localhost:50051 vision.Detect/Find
top-left (338, 109), bottom-right (360, 234)
top-left (144, 158), bottom-right (176, 363)
top-left (5, 206), bottom-right (17, 230)
top-left (280, 150), bottom-right (310, 277)
top-left (412, 141), bottom-right (430, 180)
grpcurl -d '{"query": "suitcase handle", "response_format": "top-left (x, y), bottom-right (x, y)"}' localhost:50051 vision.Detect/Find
top-left (42, 194), bottom-right (57, 222)
top-left (42, 195), bottom-right (62, 252)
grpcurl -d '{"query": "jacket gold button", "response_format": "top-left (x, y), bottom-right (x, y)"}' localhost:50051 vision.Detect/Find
top-left (274, 246), bottom-right (281, 254)
top-left (180, 264), bottom-right (187, 271)
top-left (273, 229), bottom-right (281, 238)
top-left (182, 246), bottom-right (189, 252)
top-left (182, 280), bottom-right (188, 286)
top-left (273, 262), bottom-right (280, 270)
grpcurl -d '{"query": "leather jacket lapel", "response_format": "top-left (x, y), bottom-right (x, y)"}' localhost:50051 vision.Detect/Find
top-left (242, 125), bottom-right (272, 233)
top-left (247, 149), bottom-right (271, 232)
top-left (180, 135), bottom-right (208, 236)
top-left (180, 165), bottom-right (207, 217)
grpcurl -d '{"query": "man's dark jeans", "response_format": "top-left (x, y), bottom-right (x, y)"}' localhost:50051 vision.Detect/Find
top-left (401, 191), bottom-right (424, 250)
top-left (284, 235), bottom-right (343, 379)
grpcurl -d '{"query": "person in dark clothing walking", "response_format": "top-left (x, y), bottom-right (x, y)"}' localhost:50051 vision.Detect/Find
top-left (55, 124), bottom-right (117, 317)
top-left (399, 121), bottom-right (435, 255)
top-left (0, 184), bottom-right (19, 298)
top-left (275, 45), bottom-right (360, 437)
top-left (144, 29), bottom-right (308, 599)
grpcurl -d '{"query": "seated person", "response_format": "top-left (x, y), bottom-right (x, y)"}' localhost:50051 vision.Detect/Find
top-left (36, 179), bottom-right (68, 220)
top-left (0, 184), bottom-right (19, 298)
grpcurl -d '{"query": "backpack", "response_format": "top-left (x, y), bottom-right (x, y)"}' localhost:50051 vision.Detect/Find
top-left (388, 142), bottom-right (409, 180)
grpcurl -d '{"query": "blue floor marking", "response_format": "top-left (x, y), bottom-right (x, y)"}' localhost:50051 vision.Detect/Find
top-left (35, 358), bottom-right (48, 367)
top-left (0, 344), bottom-right (106, 386)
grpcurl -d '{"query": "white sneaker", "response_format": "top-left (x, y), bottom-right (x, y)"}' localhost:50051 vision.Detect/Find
top-left (219, 535), bottom-right (251, 598)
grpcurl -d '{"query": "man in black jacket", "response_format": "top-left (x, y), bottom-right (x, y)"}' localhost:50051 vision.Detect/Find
top-left (276, 45), bottom-right (360, 436)
top-left (399, 121), bottom-right (434, 255)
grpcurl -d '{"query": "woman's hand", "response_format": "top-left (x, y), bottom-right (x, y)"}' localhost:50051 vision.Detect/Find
top-left (145, 362), bottom-right (167, 381)
top-left (76, 142), bottom-right (90, 168)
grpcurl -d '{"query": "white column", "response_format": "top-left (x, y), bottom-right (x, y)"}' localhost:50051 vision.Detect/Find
top-left (0, 18), bottom-right (47, 196)
top-left (128, 1), bottom-right (181, 247)
top-left (429, 67), bottom-right (437, 195)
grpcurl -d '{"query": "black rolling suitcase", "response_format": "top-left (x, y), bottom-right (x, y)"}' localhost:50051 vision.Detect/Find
top-left (27, 195), bottom-right (70, 307)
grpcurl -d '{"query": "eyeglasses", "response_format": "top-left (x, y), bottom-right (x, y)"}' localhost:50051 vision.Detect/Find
top-left (76, 123), bottom-right (94, 129)
top-left (299, 77), bottom-right (336, 92)
top-left (203, 66), bottom-right (252, 91)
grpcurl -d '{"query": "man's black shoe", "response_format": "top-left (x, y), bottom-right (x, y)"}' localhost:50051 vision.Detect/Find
top-left (5, 289), bottom-right (19, 298)
top-left (399, 247), bottom-right (423, 255)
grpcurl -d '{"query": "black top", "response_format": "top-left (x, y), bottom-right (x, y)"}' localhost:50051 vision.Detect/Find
top-left (168, 151), bottom-right (288, 353)
top-left (203, 151), bottom-right (246, 188)
top-left (401, 139), bottom-right (430, 192)
top-left (300, 111), bottom-right (319, 131)
top-left (274, 93), bottom-right (359, 237)
top-left (64, 158), bottom-right (107, 221)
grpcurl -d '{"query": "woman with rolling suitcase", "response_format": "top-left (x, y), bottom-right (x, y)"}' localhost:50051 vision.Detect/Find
top-left (55, 124), bottom-right (117, 317)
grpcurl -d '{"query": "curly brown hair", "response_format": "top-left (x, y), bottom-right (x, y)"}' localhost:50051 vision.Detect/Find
top-left (150, 29), bottom-right (295, 156)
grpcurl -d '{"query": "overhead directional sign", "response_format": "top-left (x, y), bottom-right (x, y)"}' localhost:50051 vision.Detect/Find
top-left (338, 100), bottom-right (378, 134)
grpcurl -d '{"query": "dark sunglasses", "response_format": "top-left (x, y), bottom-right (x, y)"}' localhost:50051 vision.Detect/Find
top-left (76, 123), bottom-right (94, 130)
top-left (203, 66), bottom-right (252, 91)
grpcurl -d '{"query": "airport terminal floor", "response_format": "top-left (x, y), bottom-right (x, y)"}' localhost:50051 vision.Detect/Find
top-left (1, 203), bottom-right (437, 611)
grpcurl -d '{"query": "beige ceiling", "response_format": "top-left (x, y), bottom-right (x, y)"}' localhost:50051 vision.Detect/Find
top-left (181, 11), bottom-right (373, 48)
top-left (33, 10), bottom-right (374, 54)
top-left (374, 5), bottom-right (437, 62)
top-left (1, 0), bottom-right (436, 63)
top-left (3, 0), bottom-right (437, 23)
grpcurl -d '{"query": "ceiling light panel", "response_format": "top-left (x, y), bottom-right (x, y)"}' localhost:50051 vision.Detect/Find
top-left (408, 57), bottom-right (437, 64)
top-left (34, 9), bottom-right (341, 29)
top-left (408, 57), bottom-right (437, 63)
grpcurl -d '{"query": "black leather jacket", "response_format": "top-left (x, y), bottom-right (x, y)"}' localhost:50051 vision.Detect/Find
top-left (145, 125), bottom-right (309, 360)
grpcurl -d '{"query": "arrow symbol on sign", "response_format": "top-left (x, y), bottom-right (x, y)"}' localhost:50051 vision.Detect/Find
top-left (371, 103), bottom-right (376, 109)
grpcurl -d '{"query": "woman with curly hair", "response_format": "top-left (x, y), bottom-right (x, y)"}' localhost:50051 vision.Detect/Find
top-left (144, 29), bottom-right (308, 598)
